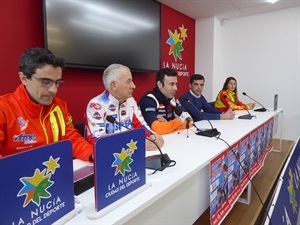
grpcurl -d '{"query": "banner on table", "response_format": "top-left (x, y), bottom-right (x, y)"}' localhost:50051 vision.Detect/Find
top-left (210, 118), bottom-right (274, 225)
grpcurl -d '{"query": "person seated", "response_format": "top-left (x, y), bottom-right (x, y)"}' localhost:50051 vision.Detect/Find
top-left (139, 68), bottom-right (191, 135)
top-left (179, 74), bottom-right (235, 121)
top-left (0, 47), bottom-right (93, 161)
top-left (85, 63), bottom-right (164, 151)
top-left (215, 77), bottom-right (255, 112)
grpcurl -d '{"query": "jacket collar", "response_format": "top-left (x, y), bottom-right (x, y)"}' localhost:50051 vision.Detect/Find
top-left (153, 87), bottom-right (171, 105)
top-left (14, 84), bottom-right (55, 118)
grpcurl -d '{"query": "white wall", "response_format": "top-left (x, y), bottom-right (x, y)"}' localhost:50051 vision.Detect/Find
top-left (195, 17), bottom-right (215, 101)
top-left (196, 7), bottom-right (300, 141)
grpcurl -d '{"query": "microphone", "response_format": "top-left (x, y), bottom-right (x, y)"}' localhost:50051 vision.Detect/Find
top-left (183, 97), bottom-right (220, 137)
top-left (222, 95), bottom-right (255, 120)
top-left (242, 92), bottom-right (267, 112)
top-left (106, 115), bottom-right (175, 172)
top-left (174, 106), bottom-right (198, 130)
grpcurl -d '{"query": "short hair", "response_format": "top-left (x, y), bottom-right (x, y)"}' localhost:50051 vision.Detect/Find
top-left (156, 68), bottom-right (177, 87)
top-left (19, 47), bottom-right (65, 79)
top-left (190, 74), bottom-right (205, 84)
top-left (103, 64), bottom-right (130, 91)
top-left (222, 77), bottom-right (237, 92)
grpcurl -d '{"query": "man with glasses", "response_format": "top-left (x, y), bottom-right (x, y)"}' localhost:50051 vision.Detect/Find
top-left (0, 47), bottom-right (93, 161)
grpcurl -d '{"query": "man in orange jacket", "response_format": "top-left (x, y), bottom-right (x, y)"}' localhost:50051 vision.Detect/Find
top-left (139, 68), bottom-right (192, 135)
top-left (0, 47), bottom-right (93, 161)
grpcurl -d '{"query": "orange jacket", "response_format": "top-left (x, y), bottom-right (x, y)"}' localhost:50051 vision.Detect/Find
top-left (0, 84), bottom-right (93, 161)
top-left (215, 90), bottom-right (249, 112)
top-left (139, 88), bottom-right (190, 135)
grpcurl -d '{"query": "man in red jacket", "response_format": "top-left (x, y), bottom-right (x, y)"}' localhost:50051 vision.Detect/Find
top-left (0, 47), bottom-right (93, 161)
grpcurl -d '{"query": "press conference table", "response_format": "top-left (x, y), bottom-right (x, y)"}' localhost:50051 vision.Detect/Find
top-left (67, 108), bottom-right (283, 225)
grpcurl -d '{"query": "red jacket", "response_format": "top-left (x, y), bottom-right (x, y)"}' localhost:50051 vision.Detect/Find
top-left (215, 90), bottom-right (249, 112)
top-left (0, 84), bottom-right (93, 161)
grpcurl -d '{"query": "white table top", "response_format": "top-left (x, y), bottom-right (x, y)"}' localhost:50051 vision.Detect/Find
top-left (67, 108), bottom-right (282, 224)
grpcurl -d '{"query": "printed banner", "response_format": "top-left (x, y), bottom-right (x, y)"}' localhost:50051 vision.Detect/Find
top-left (266, 138), bottom-right (300, 225)
top-left (94, 128), bottom-right (146, 211)
top-left (0, 140), bottom-right (74, 225)
top-left (210, 118), bottom-right (274, 225)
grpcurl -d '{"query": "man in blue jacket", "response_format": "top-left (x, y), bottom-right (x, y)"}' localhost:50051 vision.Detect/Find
top-left (179, 74), bottom-right (235, 122)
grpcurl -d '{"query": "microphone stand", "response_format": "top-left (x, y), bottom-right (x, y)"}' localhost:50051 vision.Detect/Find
top-left (238, 114), bottom-right (255, 119)
top-left (221, 94), bottom-right (256, 120)
top-left (177, 121), bottom-right (190, 138)
top-left (254, 108), bottom-right (267, 112)
top-left (242, 92), bottom-right (267, 112)
top-left (238, 109), bottom-right (257, 120)
top-left (196, 128), bottom-right (220, 137)
top-left (183, 97), bottom-right (220, 138)
top-left (186, 120), bottom-right (190, 138)
top-left (145, 137), bottom-right (176, 173)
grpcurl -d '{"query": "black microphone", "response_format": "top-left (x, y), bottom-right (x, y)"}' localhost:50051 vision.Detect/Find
top-left (174, 105), bottom-right (199, 130)
top-left (222, 95), bottom-right (255, 120)
top-left (243, 92), bottom-right (267, 112)
top-left (106, 115), bottom-right (175, 172)
top-left (242, 92), bottom-right (267, 112)
top-left (183, 97), bottom-right (220, 137)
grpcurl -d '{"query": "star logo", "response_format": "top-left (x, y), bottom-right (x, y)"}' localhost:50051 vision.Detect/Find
top-left (43, 156), bottom-right (60, 174)
top-left (112, 148), bottom-right (133, 177)
top-left (17, 169), bottom-right (53, 207)
top-left (17, 156), bottom-right (60, 207)
top-left (127, 139), bottom-right (138, 154)
top-left (111, 139), bottom-right (139, 177)
top-left (166, 24), bottom-right (188, 61)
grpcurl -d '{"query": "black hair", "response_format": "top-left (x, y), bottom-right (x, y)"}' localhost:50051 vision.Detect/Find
top-left (156, 67), bottom-right (177, 87)
top-left (189, 74), bottom-right (205, 84)
top-left (19, 47), bottom-right (65, 78)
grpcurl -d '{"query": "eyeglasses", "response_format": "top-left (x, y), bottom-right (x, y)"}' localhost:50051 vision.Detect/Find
top-left (31, 76), bottom-right (65, 88)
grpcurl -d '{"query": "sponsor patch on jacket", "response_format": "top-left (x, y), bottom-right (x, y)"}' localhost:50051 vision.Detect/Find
top-left (67, 113), bottom-right (73, 123)
top-left (17, 116), bottom-right (29, 131)
top-left (96, 123), bottom-right (105, 127)
top-left (13, 133), bottom-right (37, 144)
top-left (121, 110), bottom-right (126, 116)
top-left (145, 107), bottom-right (156, 112)
top-left (109, 104), bottom-right (116, 112)
top-left (170, 97), bottom-right (177, 107)
top-left (93, 112), bottom-right (102, 120)
top-left (89, 103), bottom-right (101, 110)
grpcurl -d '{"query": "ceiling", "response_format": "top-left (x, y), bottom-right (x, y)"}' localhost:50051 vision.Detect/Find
top-left (158, 0), bottom-right (300, 20)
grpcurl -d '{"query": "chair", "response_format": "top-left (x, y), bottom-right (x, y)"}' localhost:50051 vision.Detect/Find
top-left (208, 101), bottom-right (215, 108)
top-left (73, 122), bottom-right (86, 138)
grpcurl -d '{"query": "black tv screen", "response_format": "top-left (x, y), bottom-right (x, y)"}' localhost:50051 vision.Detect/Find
top-left (43, 0), bottom-right (161, 72)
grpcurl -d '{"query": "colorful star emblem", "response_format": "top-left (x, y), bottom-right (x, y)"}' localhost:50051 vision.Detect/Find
top-left (166, 25), bottom-right (188, 61)
top-left (17, 169), bottom-right (54, 207)
top-left (112, 148), bottom-right (133, 176)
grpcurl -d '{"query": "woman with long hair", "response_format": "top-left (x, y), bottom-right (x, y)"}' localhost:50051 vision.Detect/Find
top-left (214, 77), bottom-right (255, 112)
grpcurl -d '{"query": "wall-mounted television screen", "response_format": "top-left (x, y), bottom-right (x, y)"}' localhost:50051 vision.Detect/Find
top-left (43, 0), bottom-right (161, 72)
